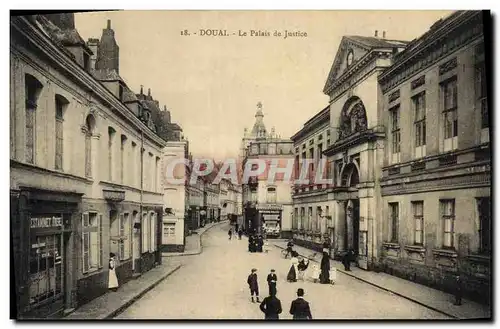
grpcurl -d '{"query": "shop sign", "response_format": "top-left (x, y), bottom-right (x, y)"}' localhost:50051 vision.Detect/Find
top-left (30, 216), bottom-right (63, 229)
top-left (263, 214), bottom-right (279, 221)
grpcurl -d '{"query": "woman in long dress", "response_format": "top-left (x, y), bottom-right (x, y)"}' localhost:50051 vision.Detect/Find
top-left (319, 251), bottom-right (330, 284)
top-left (286, 252), bottom-right (299, 282)
top-left (108, 253), bottom-right (119, 291)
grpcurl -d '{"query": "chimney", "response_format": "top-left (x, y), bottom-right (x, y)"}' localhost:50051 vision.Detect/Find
top-left (375, 30), bottom-right (378, 37)
top-left (140, 85), bottom-right (144, 95)
top-left (383, 31), bottom-right (386, 39)
top-left (148, 88), bottom-right (151, 96)
top-left (95, 19), bottom-right (120, 74)
top-left (45, 13), bottom-right (75, 30)
top-left (87, 38), bottom-right (100, 70)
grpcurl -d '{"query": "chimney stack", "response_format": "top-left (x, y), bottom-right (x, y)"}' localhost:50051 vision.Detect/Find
top-left (140, 85), bottom-right (144, 95)
top-left (383, 31), bottom-right (386, 39)
top-left (107, 19), bottom-right (111, 29)
top-left (148, 88), bottom-right (151, 97)
top-left (375, 30), bottom-right (378, 37)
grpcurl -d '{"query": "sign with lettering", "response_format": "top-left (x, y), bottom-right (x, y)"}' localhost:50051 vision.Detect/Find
top-left (264, 214), bottom-right (279, 221)
top-left (30, 216), bottom-right (63, 229)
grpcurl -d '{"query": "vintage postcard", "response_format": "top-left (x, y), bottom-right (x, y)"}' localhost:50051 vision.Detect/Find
top-left (9, 9), bottom-right (491, 320)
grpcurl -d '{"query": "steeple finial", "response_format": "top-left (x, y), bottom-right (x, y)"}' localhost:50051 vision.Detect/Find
top-left (257, 101), bottom-right (262, 110)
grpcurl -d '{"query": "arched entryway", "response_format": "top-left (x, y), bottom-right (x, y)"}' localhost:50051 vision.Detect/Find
top-left (340, 163), bottom-right (360, 255)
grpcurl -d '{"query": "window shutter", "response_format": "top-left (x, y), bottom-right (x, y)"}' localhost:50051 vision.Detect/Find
top-left (119, 213), bottom-right (124, 260)
top-left (98, 214), bottom-right (103, 268)
top-left (82, 214), bottom-right (89, 273)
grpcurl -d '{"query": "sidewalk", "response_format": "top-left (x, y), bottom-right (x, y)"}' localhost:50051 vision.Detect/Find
top-left (65, 261), bottom-right (182, 319)
top-left (273, 241), bottom-right (491, 320)
top-left (163, 220), bottom-right (226, 257)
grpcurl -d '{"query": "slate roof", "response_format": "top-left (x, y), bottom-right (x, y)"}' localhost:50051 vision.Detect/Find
top-left (91, 68), bottom-right (123, 82)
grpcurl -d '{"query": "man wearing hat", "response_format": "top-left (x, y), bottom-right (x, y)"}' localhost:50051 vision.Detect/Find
top-left (289, 288), bottom-right (312, 320)
top-left (267, 269), bottom-right (278, 296)
top-left (247, 268), bottom-right (260, 303)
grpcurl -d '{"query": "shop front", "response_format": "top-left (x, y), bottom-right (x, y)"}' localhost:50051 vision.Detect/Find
top-left (11, 187), bottom-right (81, 319)
top-left (257, 204), bottom-right (282, 238)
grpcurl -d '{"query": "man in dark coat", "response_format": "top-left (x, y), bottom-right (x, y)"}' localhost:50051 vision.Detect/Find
top-left (247, 268), bottom-right (260, 303)
top-left (342, 249), bottom-right (354, 271)
top-left (319, 251), bottom-right (330, 284)
top-left (228, 229), bottom-right (232, 240)
top-left (267, 269), bottom-right (277, 296)
top-left (257, 235), bottom-right (264, 252)
top-left (238, 229), bottom-right (243, 240)
top-left (248, 235), bottom-right (254, 252)
top-left (289, 288), bottom-right (312, 320)
top-left (259, 289), bottom-right (282, 320)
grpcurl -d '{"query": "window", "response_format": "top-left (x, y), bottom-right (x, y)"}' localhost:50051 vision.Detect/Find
top-left (141, 213), bottom-right (148, 253)
top-left (55, 95), bottom-right (67, 170)
top-left (163, 223), bottom-right (176, 238)
top-left (119, 213), bottom-right (130, 260)
top-left (475, 59), bottom-right (488, 129)
top-left (84, 115), bottom-right (94, 177)
top-left (412, 201), bottom-right (424, 245)
top-left (308, 207), bottom-right (313, 231)
top-left (28, 233), bottom-right (63, 306)
top-left (149, 153), bottom-right (154, 191)
top-left (316, 206), bottom-right (322, 232)
top-left (389, 203), bottom-right (399, 243)
top-left (150, 213), bottom-right (156, 252)
top-left (442, 78), bottom-right (458, 151)
top-left (293, 208), bottom-right (299, 229)
top-left (325, 206), bottom-right (330, 232)
top-left (300, 208), bottom-right (305, 229)
top-left (131, 142), bottom-right (137, 187)
top-left (440, 200), bottom-right (455, 249)
top-left (477, 197), bottom-right (491, 254)
top-left (108, 127), bottom-right (116, 181)
top-left (120, 135), bottom-right (127, 184)
top-left (155, 157), bottom-right (160, 192)
top-left (82, 212), bottom-right (103, 273)
top-left (390, 106), bottom-right (401, 157)
top-left (25, 74), bottom-right (42, 164)
top-left (413, 92), bottom-right (426, 158)
top-left (267, 187), bottom-right (277, 203)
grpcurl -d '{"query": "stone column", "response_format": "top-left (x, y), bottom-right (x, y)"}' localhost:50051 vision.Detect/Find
top-left (346, 200), bottom-right (354, 251)
top-left (336, 200), bottom-right (346, 253)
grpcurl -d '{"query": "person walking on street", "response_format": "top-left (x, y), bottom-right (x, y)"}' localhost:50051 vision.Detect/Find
top-left (259, 289), bottom-right (282, 320)
top-left (248, 234), bottom-right (254, 252)
top-left (238, 229), bottom-right (243, 240)
top-left (319, 251), bottom-right (330, 284)
top-left (342, 249), bottom-right (353, 271)
top-left (267, 269), bottom-right (278, 296)
top-left (247, 268), bottom-right (260, 303)
top-left (228, 228), bottom-right (232, 240)
top-left (285, 240), bottom-right (294, 259)
top-left (289, 288), bottom-right (312, 320)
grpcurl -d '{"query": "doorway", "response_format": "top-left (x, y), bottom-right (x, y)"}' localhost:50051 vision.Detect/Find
top-left (344, 199), bottom-right (360, 256)
top-left (132, 211), bottom-right (140, 272)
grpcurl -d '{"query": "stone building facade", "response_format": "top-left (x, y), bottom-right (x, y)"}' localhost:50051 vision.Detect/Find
top-left (291, 106), bottom-right (335, 250)
top-left (241, 103), bottom-right (294, 237)
top-left (10, 14), bottom-right (183, 318)
top-left (377, 11), bottom-right (490, 304)
top-left (290, 10), bottom-right (490, 304)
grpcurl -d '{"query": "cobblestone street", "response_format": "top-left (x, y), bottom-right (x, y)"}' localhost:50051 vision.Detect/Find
top-left (116, 223), bottom-right (450, 319)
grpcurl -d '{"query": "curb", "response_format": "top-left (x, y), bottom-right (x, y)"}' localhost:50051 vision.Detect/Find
top-left (163, 221), bottom-right (226, 257)
top-left (273, 244), bottom-right (460, 320)
top-left (103, 264), bottom-right (182, 319)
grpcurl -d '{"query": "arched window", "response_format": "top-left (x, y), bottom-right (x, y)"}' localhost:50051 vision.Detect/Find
top-left (341, 163), bottom-right (359, 187)
top-left (84, 115), bottom-right (96, 177)
top-left (55, 94), bottom-right (69, 170)
top-left (108, 127), bottom-right (116, 181)
top-left (25, 74), bottom-right (43, 164)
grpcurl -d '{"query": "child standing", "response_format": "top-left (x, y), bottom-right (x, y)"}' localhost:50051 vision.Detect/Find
top-left (247, 268), bottom-right (260, 303)
top-left (267, 269), bottom-right (278, 296)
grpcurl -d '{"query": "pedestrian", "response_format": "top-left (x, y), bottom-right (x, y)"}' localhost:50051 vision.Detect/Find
top-left (297, 257), bottom-right (309, 281)
top-left (319, 251), bottom-right (330, 284)
top-left (247, 268), bottom-right (260, 303)
top-left (228, 228), bottom-right (232, 240)
top-left (259, 289), bottom-right (282, 320)
top-left (342, 249), bottom-right (353, 271)
top-left (264, 239), bottom-right (270, 253)
top-left (287, 252), bottom-right (299, 282)
top-left (257, 235), bottom-right (264, 252)
top-left (108, 253), bottom-right (119, 292)
top-left (285, 240), bottom-right (294, 259)
top-left (238, 229), bottom-right (243, 240)
top-left (454, 274), bottom-right (462, 306)
top-left (267, 269), bottom-right (278, 296)
top-left (309, 264), bottom-right (320, 283)
top-left (289, 288), bottom-right (312, 320)
top-left (248, 235), bottom-right (254, 252)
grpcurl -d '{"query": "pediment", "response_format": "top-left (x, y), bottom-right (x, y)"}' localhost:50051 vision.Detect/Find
top-left (323, 36), bottom-right (372, 94)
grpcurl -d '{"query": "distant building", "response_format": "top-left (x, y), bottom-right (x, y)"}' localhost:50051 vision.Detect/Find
top-left (241, 103), bottom-right (294, 237)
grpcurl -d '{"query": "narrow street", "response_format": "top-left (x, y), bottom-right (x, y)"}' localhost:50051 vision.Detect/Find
top-left (116, 223), bottom-right (450, 320)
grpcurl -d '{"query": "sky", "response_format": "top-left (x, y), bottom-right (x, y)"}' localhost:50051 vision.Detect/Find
top-left (75, 10), bottom-right (453, 161)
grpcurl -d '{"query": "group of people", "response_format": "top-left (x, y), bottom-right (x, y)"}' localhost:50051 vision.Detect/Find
top-left (285, 250), bottom-right (332, 284)
top-left (247, 268), bottom-right (313, 320)
top-left (228, 228), bottom-right (243, 240)
top-left (248, 234), bottom-right (266, 253)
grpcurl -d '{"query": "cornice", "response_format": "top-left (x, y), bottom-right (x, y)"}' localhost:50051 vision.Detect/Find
top-left (291, 119), bottom-right (330, 144)
top-left (379, 12), bottom-right (483, 94)
top-left (323, 127), bottom-right (385, 156)
top-left (10, 17), bottom-right (167, 148)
